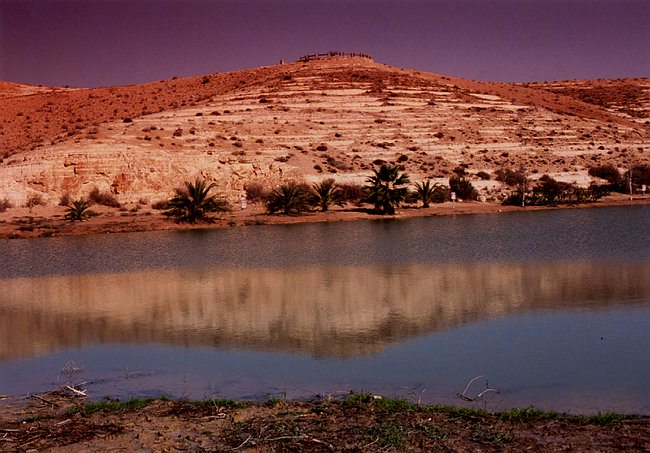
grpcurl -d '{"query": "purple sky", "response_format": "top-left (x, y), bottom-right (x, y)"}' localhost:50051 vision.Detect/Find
top-left (1, 0), bottom-right (649, 88)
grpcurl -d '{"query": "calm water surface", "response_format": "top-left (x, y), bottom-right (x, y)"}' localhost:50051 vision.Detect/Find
top-left (0, 206), bottom-right (649, 414)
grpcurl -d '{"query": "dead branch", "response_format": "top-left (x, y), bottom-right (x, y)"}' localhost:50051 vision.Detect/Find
top-left (65, 386), bottom-right (88, 397)
top-left (29, 393), bottom-right (59, 407)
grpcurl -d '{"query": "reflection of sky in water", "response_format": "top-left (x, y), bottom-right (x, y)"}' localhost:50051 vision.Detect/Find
top-left (1, 309), bottom-right (648, 414)
top-left (0, 205), bottom-right (649, 414)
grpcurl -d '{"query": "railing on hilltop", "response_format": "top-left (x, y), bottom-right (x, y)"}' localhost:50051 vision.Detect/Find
top-left (298, 51), bottom-right (373, 62)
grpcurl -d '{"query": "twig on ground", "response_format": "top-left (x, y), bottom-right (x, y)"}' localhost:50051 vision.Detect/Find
top-left (265, 435), bottom-right (334, 449)
top-left (362, 437), bottom-right (380, 448)
top-left (30, 393), bottom-right (59, 407)
top-left (232, 434), bottom-right (252, 450)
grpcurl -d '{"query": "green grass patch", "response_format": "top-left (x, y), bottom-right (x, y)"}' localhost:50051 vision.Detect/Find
top-left (412, 419), bottom-right (447, 441)
top-left (361, 420), bottom-right (404, 448)
top-left (470, 426), bottom-right (513, 445)
top-left (191, 398), bottom-right (248, 409)
top-left (373, 397), bottom-right (415, 411)
top-left (68, 397), bottom-right (156, 417)
top-left (498, 406), bottom-right (558, 422)
top-left (342, 392), bottom-right (374, 406)
top-left (589, 411), bottom-right (626, 425)
top-left (265, 396), bottom-right (285, 407)
top-left (425, 404), bottom-right (488, 419)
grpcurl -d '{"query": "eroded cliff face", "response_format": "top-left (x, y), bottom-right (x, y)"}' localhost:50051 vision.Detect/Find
top-left (1, 57), bottom-right (648, 206)
top-left (2, 262), bottom-right (649, 360)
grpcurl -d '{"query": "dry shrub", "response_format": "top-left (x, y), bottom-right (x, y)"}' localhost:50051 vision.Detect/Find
top-left (59, 192), bottom-right (72, 206)
top-left (88, 187), bottom-right (121, 208)
top-left (151, 200), bottom-right (169, 210)
top-left (24, 193), bottom-right (46, 209)
top-left (0, 198), bottom-right (13, 212)
top-left (338, 183), bottom-right (366, 203)
top-left (245, 182), bottom-right (270, 202)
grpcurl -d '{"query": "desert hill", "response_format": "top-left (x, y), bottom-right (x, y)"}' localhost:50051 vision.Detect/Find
top-left (0, 55), bottom-right (648, 207)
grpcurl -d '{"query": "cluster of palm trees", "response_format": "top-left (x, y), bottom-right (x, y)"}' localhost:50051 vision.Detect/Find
top-left (160, 164), bottom-right (473, 223)
top-left (266, 178), bottom-right (346, 215)
top-left (264, 164), bottom-right (459, 217)
top-left (65, 164), bottom-right (473, 224)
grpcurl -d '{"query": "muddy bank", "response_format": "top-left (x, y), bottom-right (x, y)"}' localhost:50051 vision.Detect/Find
top-left (0, 389), bottom-right (648, 452)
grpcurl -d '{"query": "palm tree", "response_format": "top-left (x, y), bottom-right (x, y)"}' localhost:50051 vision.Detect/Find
top-left (365, 164), bottom-right (410, 214)
top-left (65, 198), bottom-right (94, 222)
top-left (266, 182), bottom-right (313, 215)
top-left (413, 179), bottom-right (439, 208)
top-left (166, 178), bottom-right (230, 223)
top-left (312, 178), bottom-right (344, 212)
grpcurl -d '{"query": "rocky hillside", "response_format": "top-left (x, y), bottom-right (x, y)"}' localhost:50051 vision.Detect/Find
top-left (0, 56), bottom-right (648, 206)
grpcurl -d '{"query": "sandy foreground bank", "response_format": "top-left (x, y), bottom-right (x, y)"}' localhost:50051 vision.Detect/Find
top-left (0, 194), bottom-right (648, 241)
top-left (0, 389), bottom-right (648, 452)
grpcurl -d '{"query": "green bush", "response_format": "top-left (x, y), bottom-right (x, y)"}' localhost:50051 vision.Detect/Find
top-left (495, 168), bottom-right (526, 186)
top-left (628, 164), bottom-right (650, 187)
top-left (588, 164), bottom-right (621, 184)
top-left (449, 175), bottom-right (477, 201)
top-left (266, 182), bottom-right (314, 215)
top-left (503, 177), bottom-right (610, 206)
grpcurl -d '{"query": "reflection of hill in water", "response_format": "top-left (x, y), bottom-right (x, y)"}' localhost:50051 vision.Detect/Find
top-left (1, 262), bottom-right (649, 360)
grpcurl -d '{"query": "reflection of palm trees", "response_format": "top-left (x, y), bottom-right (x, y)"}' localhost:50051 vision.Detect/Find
top-left (3, 262), bottom-right (648, 360)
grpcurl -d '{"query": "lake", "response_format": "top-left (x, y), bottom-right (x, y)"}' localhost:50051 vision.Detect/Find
top-left (1, 205), bottom-right (649, 414)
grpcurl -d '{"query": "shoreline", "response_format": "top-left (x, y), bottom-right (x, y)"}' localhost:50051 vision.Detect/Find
top-left (1, 391), bottom-right (648, 451)
top-left (1, 194), bottom-right (648, 240)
